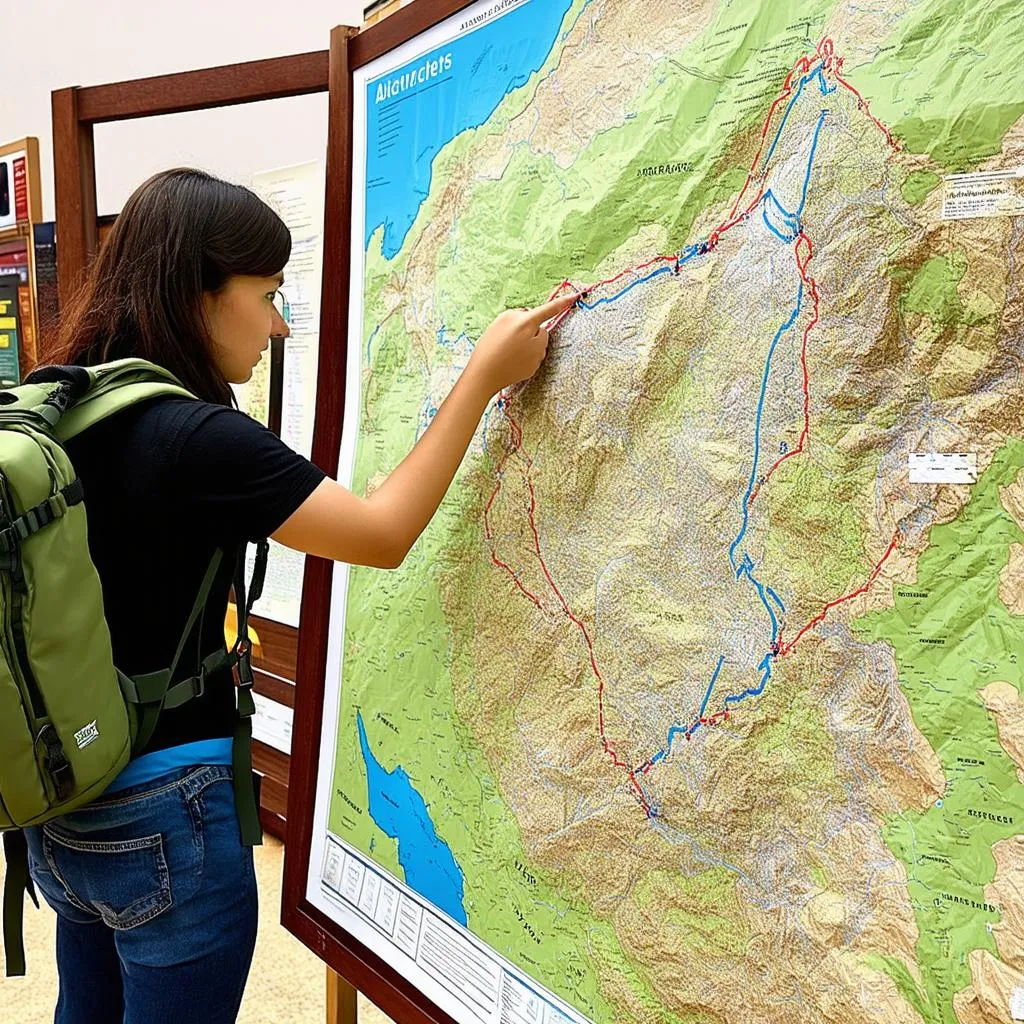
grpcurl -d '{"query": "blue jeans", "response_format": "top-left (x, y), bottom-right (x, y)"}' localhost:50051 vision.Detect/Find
top-left (25, 765), bottom-right (258, 1024)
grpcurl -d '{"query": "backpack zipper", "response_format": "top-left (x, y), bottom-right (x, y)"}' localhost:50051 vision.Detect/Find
top-left (0, 571), bottom-right (59, 807)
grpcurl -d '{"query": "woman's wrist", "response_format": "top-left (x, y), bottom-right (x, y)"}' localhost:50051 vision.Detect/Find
top-left (461, 353), bottom-right (499, 403)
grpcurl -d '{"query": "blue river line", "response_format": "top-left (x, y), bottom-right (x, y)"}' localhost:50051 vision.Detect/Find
top-left (613, 63), bottom-right (837, 792)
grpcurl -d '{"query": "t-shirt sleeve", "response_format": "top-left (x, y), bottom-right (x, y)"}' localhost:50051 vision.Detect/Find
top-left (167, 402), bottom-right (327, 545)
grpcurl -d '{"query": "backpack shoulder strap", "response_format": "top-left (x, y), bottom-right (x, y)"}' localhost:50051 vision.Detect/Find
top-left (120, 547), bottom-right (226, 751)
top-left (26, 358), bottom-right (196, 440)
top-left (230, 540), bottom-right (270, 848)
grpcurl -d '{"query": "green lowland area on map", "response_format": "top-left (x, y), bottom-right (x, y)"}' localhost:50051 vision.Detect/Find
top-left (856, 443), bottom-right (1024, 1023)
top-left (327, 1), bottom-right (1024, 1022)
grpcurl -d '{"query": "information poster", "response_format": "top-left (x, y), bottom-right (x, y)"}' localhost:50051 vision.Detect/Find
top-left (0, 151), bottom-right (27, 231)
top-left (233, 160), bottom-right (325, 628)
top-left (308, 3), bottom-right (1024, 1022)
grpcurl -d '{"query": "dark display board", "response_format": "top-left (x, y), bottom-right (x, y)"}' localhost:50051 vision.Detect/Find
top-left (0, 273), bottom-right (23, 385)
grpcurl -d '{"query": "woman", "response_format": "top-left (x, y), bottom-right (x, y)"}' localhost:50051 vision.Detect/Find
top-left (26, 167), bottom-right (576, 1023)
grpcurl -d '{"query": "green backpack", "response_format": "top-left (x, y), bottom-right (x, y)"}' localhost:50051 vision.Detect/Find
top-left (0, 358), bottom-right (267, 976)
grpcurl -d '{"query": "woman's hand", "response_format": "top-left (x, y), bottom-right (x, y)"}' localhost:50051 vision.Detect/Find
top-left (272, 289), bottom-right (580, 569)
top-left (466, 293), bottom-right (580, 396)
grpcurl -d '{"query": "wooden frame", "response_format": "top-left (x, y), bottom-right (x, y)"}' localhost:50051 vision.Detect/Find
top-left (50, 51), bottom-right (332, 841)
top-left (51, 51), bottom-right (330, 308)
top-left (281, 5), bottom-right (485, 1023)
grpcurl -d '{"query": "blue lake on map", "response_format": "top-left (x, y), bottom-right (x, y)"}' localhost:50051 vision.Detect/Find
top-left (364, 0), bottom-right (574, 257)
top-left (356, 712), bottom-right (468, 926)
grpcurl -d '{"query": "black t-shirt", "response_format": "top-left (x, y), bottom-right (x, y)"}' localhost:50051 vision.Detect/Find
top-left (65, 397), bottom-right (325, 754)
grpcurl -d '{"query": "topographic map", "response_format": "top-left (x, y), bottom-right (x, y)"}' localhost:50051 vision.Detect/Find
top-left (308, 1), bottom-right (1024, 1022)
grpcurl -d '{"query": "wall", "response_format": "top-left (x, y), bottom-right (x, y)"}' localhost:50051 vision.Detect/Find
top-left (0, 0), bottom-right (362, 220)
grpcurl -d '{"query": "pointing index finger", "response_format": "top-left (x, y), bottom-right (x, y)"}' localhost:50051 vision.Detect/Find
top-left (528, 291), bottom-right (580, 327)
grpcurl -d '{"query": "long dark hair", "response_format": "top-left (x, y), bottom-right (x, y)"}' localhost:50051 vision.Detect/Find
top-left (45, 168), bottom-right (291, 406)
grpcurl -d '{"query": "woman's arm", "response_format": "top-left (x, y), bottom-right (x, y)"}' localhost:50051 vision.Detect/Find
top-left (271, 293), bottom-right (577, 568)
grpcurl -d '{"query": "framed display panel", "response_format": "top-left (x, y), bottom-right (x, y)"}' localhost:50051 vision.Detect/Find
top-left (285, 0), bottom-right (1024, 1022)
top-left (51, 51), bottom-right (329, 307)
top-left (0, 273), bottom-right (24, 384)
top-left (0, 138), bottom-right (41, 231)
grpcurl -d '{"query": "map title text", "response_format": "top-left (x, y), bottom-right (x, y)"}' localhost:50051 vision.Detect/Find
top-left (375, 54), bottom-right (454, 105)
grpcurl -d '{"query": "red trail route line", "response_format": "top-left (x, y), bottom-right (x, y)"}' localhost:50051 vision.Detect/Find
top-left (486, 38), bottom-right (902, 814)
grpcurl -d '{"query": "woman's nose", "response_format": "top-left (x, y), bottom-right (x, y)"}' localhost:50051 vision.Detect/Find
top-left (271, 310), bottom-right (291, 338)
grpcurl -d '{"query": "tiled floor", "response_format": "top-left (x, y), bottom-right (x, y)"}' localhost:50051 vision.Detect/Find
top-left (0, 836), bottom-right (397, 1024)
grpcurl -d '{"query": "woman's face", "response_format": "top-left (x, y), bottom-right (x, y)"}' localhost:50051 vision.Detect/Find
top-left (202, 273), bottom-right (290, 384)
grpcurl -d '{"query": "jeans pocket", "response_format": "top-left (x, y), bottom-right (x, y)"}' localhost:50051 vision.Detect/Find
top-left (42, 828), bottom-right (172, 930)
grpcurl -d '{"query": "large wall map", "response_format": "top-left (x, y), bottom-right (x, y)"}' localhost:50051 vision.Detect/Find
top-left (306, 2), bottom-right (1024, 1021)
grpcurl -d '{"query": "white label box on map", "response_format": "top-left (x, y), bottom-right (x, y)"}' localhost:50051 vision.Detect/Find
top-left (323, 843), bottom-right (344, 891)
top-left (340, 852), bottom-right (365, 904)
top-left (394, 896), bottom-right (423, 958)
top-left (374, 880), bottom-right (400, 934)
top-left (909, 452), bottom-right (977, 484)
top-left (943, 168), bottom-right (1024, 220)
top-left (419, 915), bottom-right (501, 1016)
top-left (358, 870), bottom-right (382, 918)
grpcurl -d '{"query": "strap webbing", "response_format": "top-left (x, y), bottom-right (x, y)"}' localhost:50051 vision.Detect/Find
top-left (163, 649), bottom-right (233, 710)
top-left (168, 549), bottom-right (224, 685)
top-left (230, 540), bottom-right (269, 848)
top-left (0, 479), bottom-right (85, 555)
top-left (3, 831), bottom-right (38, 977)
top-left (232, 701), bottom-right (260, 847)
top-left (125, 549), bottom-right (223, 752)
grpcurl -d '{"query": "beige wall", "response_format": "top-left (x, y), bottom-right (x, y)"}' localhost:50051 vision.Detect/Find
top-left (0, 0), bottom-right (362, 220)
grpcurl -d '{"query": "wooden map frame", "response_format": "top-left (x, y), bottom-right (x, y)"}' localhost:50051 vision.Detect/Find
top-left (281, 4), bottom-right (490, 1022)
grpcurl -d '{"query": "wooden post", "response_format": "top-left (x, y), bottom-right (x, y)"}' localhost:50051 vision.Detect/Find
top-left (50, 87), bottom-right (98, 311)
top-left (326, 967), bottom-right (358, 1024)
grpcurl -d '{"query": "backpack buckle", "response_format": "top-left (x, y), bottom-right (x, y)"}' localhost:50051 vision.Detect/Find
top-left (35, 724), bottom-right (75, 802)
top-left (160, 668), bottom-right (206, 712)
top-left (235, 639), bottom-right (254, 688)
top-left (49, 759), bottom-right (75, 802)
top-left (191, 667), bottom-right (208, 701)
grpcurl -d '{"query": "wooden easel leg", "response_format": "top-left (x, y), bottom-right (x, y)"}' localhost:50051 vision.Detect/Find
top-left (326, 967), bottom-right (358, 1024)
